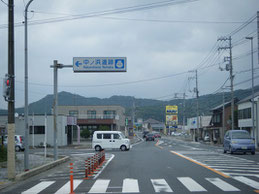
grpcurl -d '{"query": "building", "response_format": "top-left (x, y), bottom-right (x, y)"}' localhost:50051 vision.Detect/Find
top-left (187, 116), bottom-right (212, 141)
top-left (0, 114), bottom-right (75, 147)
top-left (237, 91), bottom-right (259, 144)
top-left (143, 118), bottom-right (165, 133)
top-left (58, 105), bottom-right (126, 134)
top-left (209, 99), bottom-right (238, 144)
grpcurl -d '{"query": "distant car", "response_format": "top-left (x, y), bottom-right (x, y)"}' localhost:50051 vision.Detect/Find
top-left (143, 131), bottom-right (149, 138)
top-left (3, 135), bottom-right (25, 152)
top-left (223, 130), bottom-right (255, 155)
top-left (204, 134), bottom-right (210, 141)
top-left (146, 133), bottom-right (155, 141)
top-left (153, 132), bottom-right (161, 138)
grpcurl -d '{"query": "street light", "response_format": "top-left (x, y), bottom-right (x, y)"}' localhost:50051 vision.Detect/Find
top-left (24, 0), bottom-right (34, 171)
top-left (245, 37), bottom-right (256, 146)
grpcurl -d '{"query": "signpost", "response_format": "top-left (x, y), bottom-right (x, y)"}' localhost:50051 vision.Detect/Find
top-left (73, 57), bottom-right (127, 72)
top-left (51, 57), bottom-right (127, 160)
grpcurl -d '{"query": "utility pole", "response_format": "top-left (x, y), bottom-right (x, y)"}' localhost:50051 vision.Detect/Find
top-left (218, 36), bottom-right (234, 130)
top-left (174, 93), bottom-right (186, 129)
top-left (246, 36), bottom-right (256, 147)
top-left (7, 0), bottom-right (15, 179)
top-left (222, 88), bottom-right (225, 142)
top-left (24, 0), bottom-right (34, 172)
top-left (195, 70), bottom-right (199, 141)
top-left (132, 99), bottom-right (135, 133)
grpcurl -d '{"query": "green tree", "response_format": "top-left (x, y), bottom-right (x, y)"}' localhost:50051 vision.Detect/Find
top-left (98, 125), bottom-right (110, 131)
top-left (81, 129), bottom-right (90, 138)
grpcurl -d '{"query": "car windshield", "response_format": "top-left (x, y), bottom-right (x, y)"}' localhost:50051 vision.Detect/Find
top-left (232, 132), bottom-right (251, 139)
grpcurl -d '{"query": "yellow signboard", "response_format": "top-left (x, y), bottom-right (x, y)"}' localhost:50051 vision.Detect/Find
top-left (166, 105), bottom-right (178, 114)
top-left (166, 115), bottom-right (178, 125)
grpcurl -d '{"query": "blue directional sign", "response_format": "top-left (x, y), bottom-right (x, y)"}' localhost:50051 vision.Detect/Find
top-left (73, 57), bottom-right (127, 72)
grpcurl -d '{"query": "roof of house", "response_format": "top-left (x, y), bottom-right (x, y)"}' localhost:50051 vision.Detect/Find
top-left (143, 118), bottom-right (161, 124)
top-left (237, 91), bottom-right (259, 104)
top-left (150, 123), bottom-right (165, 129)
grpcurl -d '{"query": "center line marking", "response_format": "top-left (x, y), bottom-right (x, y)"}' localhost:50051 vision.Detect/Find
top-left (170, 151), bottom-right (230, 178)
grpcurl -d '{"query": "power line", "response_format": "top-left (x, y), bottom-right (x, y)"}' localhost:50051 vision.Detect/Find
top-left (0, 0), bottom-right (199, 29)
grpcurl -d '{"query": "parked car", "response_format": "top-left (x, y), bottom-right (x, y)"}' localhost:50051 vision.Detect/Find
top-left (223, 130), bottom-right (255, 155)
top-left (204, 134), bottom-right (210, 141)
top-left (3, 135), bottom-right (25, 152)
top-left (146, 133), bottom-right (155, 141)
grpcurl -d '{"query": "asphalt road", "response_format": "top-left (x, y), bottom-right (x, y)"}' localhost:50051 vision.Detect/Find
top-left (1, 136), bottom-right (259, 194)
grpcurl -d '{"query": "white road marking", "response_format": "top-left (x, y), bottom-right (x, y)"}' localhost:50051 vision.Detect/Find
top-left (177, 177), bottom-right (207, 192)
top-left (233, 176), bottom-right (259, 189)
top-left (89, 179), bottom-right (110, 193)
top-left (54, 180), bottom-right (82, 194)
top-left (151, 179), bottom-right (173, 193)
top-left (122, 178), bottom-right (139, 193)
top-left (21, 181), bottom-right (55, 194)
top-left (93, 154), bottom-right (115, 179)
top-left (206, 178), bottom-right (240, 191)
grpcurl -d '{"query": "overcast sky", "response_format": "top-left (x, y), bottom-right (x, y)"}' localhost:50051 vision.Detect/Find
top-left (0, 0), bottom-right (259, 109)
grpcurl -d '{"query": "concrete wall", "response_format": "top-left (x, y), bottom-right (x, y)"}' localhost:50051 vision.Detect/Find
top-left (0, 115), bottom-right (67, 147)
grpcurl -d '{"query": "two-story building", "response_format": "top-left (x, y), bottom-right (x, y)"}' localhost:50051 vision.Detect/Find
top-left (237, 91), bottom-right (259, 145)
top-left (209, 99), bottom-right (238, 144)
top-left (58, 105), bottom-right (126, 136)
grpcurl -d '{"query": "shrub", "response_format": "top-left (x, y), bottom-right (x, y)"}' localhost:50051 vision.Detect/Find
top-left (0, 146), bottom-right (7, 162)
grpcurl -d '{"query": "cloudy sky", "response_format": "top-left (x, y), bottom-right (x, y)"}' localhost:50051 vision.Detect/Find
top-left (0, 0), bottom-right (258, 109)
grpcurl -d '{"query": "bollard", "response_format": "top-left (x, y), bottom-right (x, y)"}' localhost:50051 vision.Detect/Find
top-left (84, 160), bottom-right (88, 179)
top-left (91, 156), bottom-right (94, 173)
top-left (88, 158), bottom-right (91, 175)
top-left (70, 163), bottom-right (75, 194)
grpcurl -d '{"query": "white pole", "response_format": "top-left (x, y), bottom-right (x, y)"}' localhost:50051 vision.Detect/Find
top-left (32, 112), bottom-right (34, 148)
top-left (44, 113), bottom-right (47, 159)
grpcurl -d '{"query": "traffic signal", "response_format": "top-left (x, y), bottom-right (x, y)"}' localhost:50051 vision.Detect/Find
top-left (3, 74), bottom-right (11, 102)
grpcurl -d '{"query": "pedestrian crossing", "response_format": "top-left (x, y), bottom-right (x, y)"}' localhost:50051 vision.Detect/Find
top-left (170, 149), bottom-right (259, 178)
top-left (21, 176), bottom-right (256, 193)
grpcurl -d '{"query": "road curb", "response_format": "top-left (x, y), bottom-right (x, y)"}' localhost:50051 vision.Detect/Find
top-left (0, 156), bottom-right (69, 191)
top-left (15, 156), bottom-right (70, 181)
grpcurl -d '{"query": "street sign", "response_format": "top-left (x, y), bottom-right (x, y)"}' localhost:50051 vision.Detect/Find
top-left (73, 57), bottom-right (127, 72)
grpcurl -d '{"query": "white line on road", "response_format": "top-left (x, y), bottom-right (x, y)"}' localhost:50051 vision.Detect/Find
top-left (122, 178), bottom-right (139, 193)
top-left (89, 179), bottom-right (110, 193)
top-left (54, 180), bottom-right (82, 194)
top-left (177, 177), bottom-right (207, 192)
top-left (206, 178), bottom-right (240, 191)
top-left (233, 176), bottom-right (259, 189)
top-left (21, 181), bottom-right (55, 194)
top-left (93, 154), bottom-right (115, 180)
top-left (151, 179), bottom-right (173, 193)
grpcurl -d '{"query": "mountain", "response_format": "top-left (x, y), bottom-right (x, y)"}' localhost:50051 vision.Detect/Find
top-left (0, 86), bottom-right (258, 123)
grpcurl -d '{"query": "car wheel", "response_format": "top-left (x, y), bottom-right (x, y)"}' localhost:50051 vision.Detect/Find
top-left (95, 145), bottom-right (102, 152)
top-left (252, 151), bottom-right (255, 155)
top-left (223, 149), bottom-right (226, 154)
top-left (120, 145), bottom-right (126, 151)
top-left (15, 146), bottom-right (21, 152)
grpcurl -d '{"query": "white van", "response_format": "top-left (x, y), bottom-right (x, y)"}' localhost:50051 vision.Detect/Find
top-left (92, 131), bottom-right (130, 151)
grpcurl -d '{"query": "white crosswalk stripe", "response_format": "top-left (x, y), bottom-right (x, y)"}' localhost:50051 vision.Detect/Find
top-left (233, 176), bottom-right (259, 190)
top-left (21, 181), bottom-right (55, 194)
top-left (177, 177), bottom-right (207, 192)
top-left (55, 180), bottom-right (82, 194)
top-left (20, 177), bottom-right (259, 193)
top-left (122, 178), bottom-right (139, 193)
top-left (151, 179), bottom-right (173, 192)
top-left (206, 178), bottom-right (240, 191)
top-left (88, 179), bottom-right (110, 193)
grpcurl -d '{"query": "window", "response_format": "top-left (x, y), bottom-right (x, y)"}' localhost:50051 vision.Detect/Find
top-left (113, 134), bottom-right (120, 139)
top-left (103, 110), bottom-right (116, 119)
top-left (69, 110), bottom-right (78, 117)
top-left (30, 126), bottom-right (45, 134)
top-left (97, 134), bottom-right (102, 139)
top-left (103, 133), bottom-right (111, 139)
top-left (238, 108), bottom-right (251, 119)
top-left (87, 110), bottom-right (96, 119)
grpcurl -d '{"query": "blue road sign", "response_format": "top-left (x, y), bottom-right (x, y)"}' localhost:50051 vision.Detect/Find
top-left (73, 57), bottom-right (127, 72)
